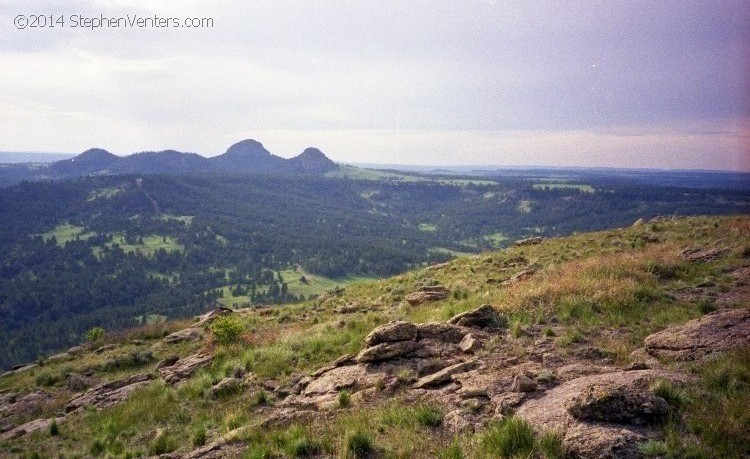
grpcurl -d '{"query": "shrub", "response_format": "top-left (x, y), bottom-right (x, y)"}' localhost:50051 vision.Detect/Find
top-left (480, 417), bottom-right (535, 458)
top-left (414, 405), bottom-right (443, 427)
top-left (48, 419), bottom-right (59, 436)
top-left (346, 430), bottom-right (374, 458)
top-left (191, 424), bottom-right (207, 447)
top-left (149, 430), bottom-right (177, 455)
top-left (637, 440), bottom-right (669, 456)
top-left (210, 315), bottom-right (244, 345)
top-left (338, 390), bottom-right (351, 408)
top-left (651, 379), bottom-right (686, 409)
top-left (86, 326), bottom-right (105, 343)
top-left (537, 431), bottom-right (565, 458)
top-left (438, 440), bottom-right (463, 459)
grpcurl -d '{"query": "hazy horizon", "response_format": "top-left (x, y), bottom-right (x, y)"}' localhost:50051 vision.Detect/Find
top-left (2, 1), bottom-right (748, 171)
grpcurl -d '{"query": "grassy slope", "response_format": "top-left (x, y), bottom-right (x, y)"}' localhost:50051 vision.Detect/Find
top-left (2, 215), bottom-right (748, 458)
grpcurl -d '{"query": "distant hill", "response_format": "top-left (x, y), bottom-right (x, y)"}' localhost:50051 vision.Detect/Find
top-left (0, 152), bottom-right (75, 163)
top-left (0, 139), bottom-right (339, 186)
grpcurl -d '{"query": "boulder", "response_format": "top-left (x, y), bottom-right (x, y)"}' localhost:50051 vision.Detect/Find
top-left (459, 334), bottom-right (482, 353)
top-left (645, 308), bottom-right (750, 361)
top-left (511, 374), bottom-right (538, 393)
top-left (515, 369), bottom-right (686, 458)
top-left (365, 321), bottom-right (418, 346)
top-left (501, 269), bottom-right (535, 286)
top-left (405, 285), bottom-right (450, 305)
top-left (164, 327), bottom-right (203, 344)
top-left (211, 377), bottom-right (243, 398)
top-left (65, 373), bottom-right (154, 413)
top-left (566, 384), bottom-right (670, 425)
top-left (416, 322), bottom-right (467, 343)
top-left (448, 304), bottom-right (507, 330)
top-left (155, 354), bottom-right (180, 370)
top-left (356, 341), bottom-right (421, 363)
top-left (160, 353), bottom-right (213, 385)
top-left (413, 359), bottom-right (479, 389)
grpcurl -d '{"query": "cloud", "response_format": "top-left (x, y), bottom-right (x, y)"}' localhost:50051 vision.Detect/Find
top-left (1, 0), bottom-right (747, 169)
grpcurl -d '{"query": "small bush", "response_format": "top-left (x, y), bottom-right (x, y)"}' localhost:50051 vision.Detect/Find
top-left (480, 417), bottom-right (535, 458)
top-left (637, 440), bottom-right (669, 456)
top-left (414, 405), bottom-right (443, 427)
top-left (651, 379), bottom-right (686, 409)
top-left (338, 390), bottom-right (351, 408)
top-left (543, 326), bottom-right (556, 337)
top-left (35, 370), bottom-right (62, 387)
top-left (438, 440), bottom-right (464, 459)
top-left (346, 430), bottom-right (374, 458)
top-left (537, 431), bottom-right (565, 458)
top-left (191, 424), bottom-right (207, 447)
top-left (697, 299), bottom-right (717, 315)
top-left (48, 419), bottom-right (59, 436)
top-left (210, 315), bottom-right (245, 345)
top-left (149, 430), bottom-right (177, 455)
top-left (86, 326), bottom-right (105, 343)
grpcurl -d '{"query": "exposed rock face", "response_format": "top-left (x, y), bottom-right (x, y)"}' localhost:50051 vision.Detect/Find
top-left (645, 308), bottom-right (750, 361)
top-left (0, 389), bottom-right (55, 432)
top-left (195, 307), bottom-right (234, 326)
top-left (566, 384), bottom-right (670, 425)
top-left (502, 269), bottom-right (535, 286)
top-left (160, 353), bottom-right (213, 385)
top-left (164, 327), bottom-right (203, 344)
top-left (459, 334), bottom-right (481, 353)
top-left (364, 321), bottom-right (418, 346)
top-left (511, 374), bottom-right (538, 393)
top-left (447, 304), bottom-right (507, 330)
top-left (413, 360), bottom-right (480, 389)
top-left (514, 237), bottom-right (543, 246)
top-left (211, 377), bottom-right (243, 398)
top-left (356, 340), bottom-right (421, 363)
top-left (65, 373), bottom-right (101, 392)
top-left (155, 355), bottom-right (180, 370)
top-left (0, 417), bottom-right (64, 442)
top-left (416, 323), bottom-right (467, 343)
top-left (405, 285), bottom-right (450, 305)
top-left (65, 373), bottom-right (154, 413)
top-left (516, 370), bottom-right (685, 458)
top-left (681, 247), bottom-right (729, 263)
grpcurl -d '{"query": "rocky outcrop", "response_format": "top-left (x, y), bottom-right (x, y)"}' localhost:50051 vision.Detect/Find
top-left (511, 374), bottom-right (538, 393)
top-left (211, 377), bottom-right (243, 398)
top-left (159, 353), bottom-right (213, 385)
top-left (514, 237), bottom-right (543, 246)
top-left (163, 327), bottom-right (203, 344)
top-left (356, 340), bottom-right (422, 363)
top-left (447, 304), bottom-right (507, 330)
top-left (0, 417), bottom-right (64, 442)
top-left (155, 355), bottom-right (180, 370)
top-left (65, 373), bottom-right (154, 413)
top-left (645, 308), bottom-right (750, 361)
top-left (404, 285), bottom-right (450, 305)
top-left (195, 307), bottom-right (234, 326)
top-left (413, 360), bottom-right (480, 389)
top-left (501, 269), bottom-right (535, 286)
top-left (681, 247), bottom-right (729, 263)
top-left (364, 321), bottom-right (418, 345)
top-left (516, 370), bottom-right (685, 458)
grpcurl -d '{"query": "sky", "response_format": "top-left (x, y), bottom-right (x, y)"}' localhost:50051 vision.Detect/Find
top-left (1, 1), bottom-right (748, 170)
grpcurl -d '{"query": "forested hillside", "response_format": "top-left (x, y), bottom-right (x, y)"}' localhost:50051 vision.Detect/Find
top-left (0, 171), bottom-right (748, 369)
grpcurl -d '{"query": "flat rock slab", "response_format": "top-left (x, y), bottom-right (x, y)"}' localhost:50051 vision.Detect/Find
top-left (645, 308), bottom-right (750, 361)
top-left (515, 369), bottom-right (686, 459)
top-left (163, 327), bottom-right (203, 344)
top-left (0, 417), bottom-right (64, 442)
top-left (65, 373), bottom-right (154, 413)
top-left (160, 353), bottom-right (213, 385)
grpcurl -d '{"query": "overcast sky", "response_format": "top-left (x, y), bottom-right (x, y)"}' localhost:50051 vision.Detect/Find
top-left (1, 1), bottom-right (748, 170)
